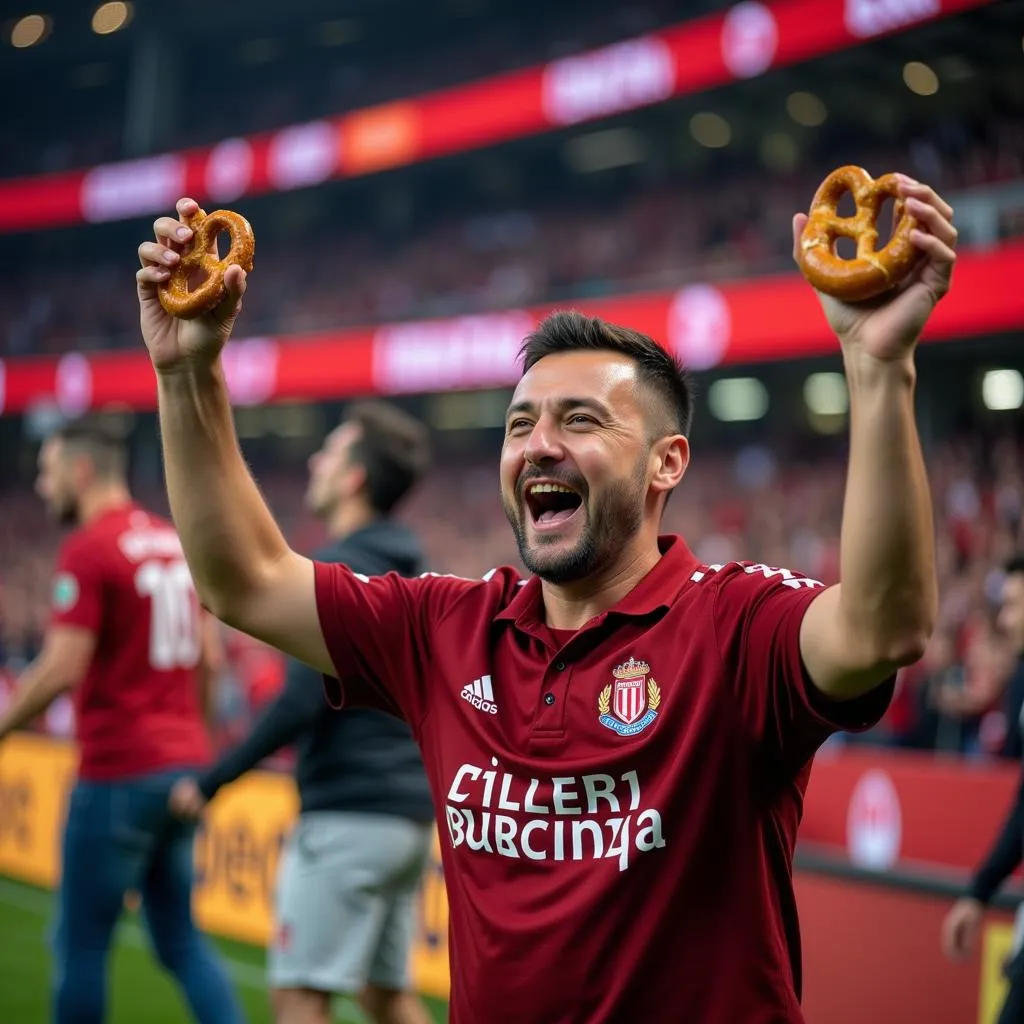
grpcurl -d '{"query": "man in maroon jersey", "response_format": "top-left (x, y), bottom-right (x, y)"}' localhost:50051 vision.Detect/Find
top-left (0, 422), bottom-right (244, 1024)
top-left (136, 180), bottom-right (955, 1023)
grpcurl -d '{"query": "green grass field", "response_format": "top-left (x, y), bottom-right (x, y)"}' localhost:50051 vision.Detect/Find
top-left (0, 876), bottom-right (448, 1023)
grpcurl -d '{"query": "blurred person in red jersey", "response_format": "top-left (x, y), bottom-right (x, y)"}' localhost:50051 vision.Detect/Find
top-left (0, 421), bottom-right (244, 1024)
top-left (136, 177), bottom-right (954, 1024)
top-left (942, 555), bottom-right (1024, 1024)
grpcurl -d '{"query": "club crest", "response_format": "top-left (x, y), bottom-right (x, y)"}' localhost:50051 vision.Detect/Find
top-left (598, 657), bottom-right (661, 736)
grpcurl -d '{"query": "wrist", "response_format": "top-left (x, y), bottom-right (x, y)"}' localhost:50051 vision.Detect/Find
top-left (842, 349), bottom-right (917, 391)
top-left (155, 356), bottom-right (225, 388)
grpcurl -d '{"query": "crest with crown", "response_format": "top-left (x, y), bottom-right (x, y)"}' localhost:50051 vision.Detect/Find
top-left (613, 657), bottom-right (650, 680)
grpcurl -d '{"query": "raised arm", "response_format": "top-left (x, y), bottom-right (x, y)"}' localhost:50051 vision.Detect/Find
top-left (137, 198), bottom-right (332, 674)
top-left (795, 177), bottom-right (956, 700)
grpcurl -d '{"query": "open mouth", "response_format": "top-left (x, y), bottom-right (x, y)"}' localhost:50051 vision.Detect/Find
top-left (523, 481), bottom-right (584, 529)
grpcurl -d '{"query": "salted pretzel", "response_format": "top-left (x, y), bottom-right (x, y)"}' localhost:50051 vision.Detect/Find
top-left (796, 166), bottom-right (922, 303)
top-left (158, 207), bottom-right (255, 319)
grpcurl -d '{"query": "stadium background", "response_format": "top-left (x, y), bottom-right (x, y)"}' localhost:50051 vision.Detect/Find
top-left (0, 0), bottom-right (1022, 1020)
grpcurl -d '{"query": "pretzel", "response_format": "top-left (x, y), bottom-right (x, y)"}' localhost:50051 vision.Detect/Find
top-left (158, 207), bottom-right (255, 319)
top-left (796, 166), bottom-right (922, 303)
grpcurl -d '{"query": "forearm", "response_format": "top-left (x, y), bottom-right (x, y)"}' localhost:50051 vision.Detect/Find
top-left (0, 664), bottom-right (69, 741)
top-left (838, 352), bottom-right (937, 662)
top-left (156, 361), bottom-right (290, 620)
top-left (197, 684), bottom-right (313, 799)
top-left (969, 778), bottom-right (1024, 904)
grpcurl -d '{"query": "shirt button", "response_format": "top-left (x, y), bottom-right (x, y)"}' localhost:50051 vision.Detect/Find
top-left (555, 661), bottom-right (566, 671)
top-left (544, 693), bottom-right (556, 706)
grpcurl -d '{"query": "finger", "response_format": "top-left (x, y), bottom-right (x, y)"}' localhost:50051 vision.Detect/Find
top-left (897, 178), bottom-right (954, 222)
top-left (136, 265), bottom-right (171, 288)
top-left (905, 196), bottom-right (958, 249)
top-left (138, 240), bottom-right (180, 269)
top-left (223, 264), bottom-right (247, 295)
top-left (152, 216), bottom-right (193, 254)
top-left (791, 213), bottom-right (808, 262)
top-left (207, 266), bottom-right (247, 324)
top-left (910, 228), bottom-right (956, 267)
top-left (176, 197), bottom-right (200, 220)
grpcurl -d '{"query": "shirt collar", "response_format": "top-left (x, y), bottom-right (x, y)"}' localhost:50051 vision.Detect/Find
top-left (495, 535), bottom-right (699, 633)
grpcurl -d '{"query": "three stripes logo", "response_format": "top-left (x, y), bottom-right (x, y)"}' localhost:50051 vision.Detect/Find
top-left (461, 674), bottom-right (498, 715)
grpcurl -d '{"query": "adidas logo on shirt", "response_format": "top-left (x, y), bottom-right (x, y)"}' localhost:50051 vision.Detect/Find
top-left (461, 675), bottom-right (498, 715)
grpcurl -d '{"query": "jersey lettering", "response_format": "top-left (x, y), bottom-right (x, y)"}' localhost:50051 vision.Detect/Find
top-left (689, 561), bottom-right (824, 590)
top-left (134, 559), bottom-right (201, 671)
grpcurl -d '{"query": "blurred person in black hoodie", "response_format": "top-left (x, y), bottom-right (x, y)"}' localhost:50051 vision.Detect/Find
top-left (171, 401), bottom-right (435, 1024)
top-left (942, 554), bottom-right (1024, 1024)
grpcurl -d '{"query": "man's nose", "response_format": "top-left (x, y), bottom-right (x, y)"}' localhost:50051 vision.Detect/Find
top-left (524, 419), bottom-right (564, 466)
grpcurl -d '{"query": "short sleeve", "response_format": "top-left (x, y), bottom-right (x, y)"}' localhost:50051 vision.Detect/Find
top-left (313, 562), bottom-right (439, 729)
top-left (712, 563), bottom-right (894, 772)
top-left (49, 537), bottom-right (104, 634)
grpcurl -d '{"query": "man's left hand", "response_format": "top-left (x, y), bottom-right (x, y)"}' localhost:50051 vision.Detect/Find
top-left (169, 777), bottom-right (208, 820)
top-left (792, 177), bottom-right (957, 361)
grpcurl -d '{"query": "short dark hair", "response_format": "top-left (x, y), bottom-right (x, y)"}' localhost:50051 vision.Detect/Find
top-left (346, 400), bottom-right (431, 515)
top-left (53, 419), bottom-right (127, 479)
top-left (1006, 554), bottom-right (1024, 577)
top-left (519, 310), bottom-right (694, 438)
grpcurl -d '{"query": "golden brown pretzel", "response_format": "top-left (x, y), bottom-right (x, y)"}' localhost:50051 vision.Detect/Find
top-left (158, 207), bottom-right (255, 319)
top-left (796, 165), bottom-right (922, 303)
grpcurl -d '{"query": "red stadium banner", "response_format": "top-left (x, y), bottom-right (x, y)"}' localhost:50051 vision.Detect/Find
top-left (796, 872), bottom-right (1016, 1024)
top-left (802, 746), bottom-right (1021, 874)
top-left (1, 240), bottom-right (1020, 416)
top-left (0, 0), bottom-right (992, 234)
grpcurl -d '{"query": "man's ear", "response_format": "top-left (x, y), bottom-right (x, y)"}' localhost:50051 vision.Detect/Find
top-left (343, 462), bottom-right (368, 499)
top-left (650, 435), bottom-right (689, 495)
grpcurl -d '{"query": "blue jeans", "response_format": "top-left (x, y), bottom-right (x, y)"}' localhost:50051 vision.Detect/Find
top-left (52, 770), bottom-right (245, 1024)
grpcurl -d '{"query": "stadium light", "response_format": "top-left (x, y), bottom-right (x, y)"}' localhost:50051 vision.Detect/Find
top-left (563, 127), bottom-right (648, 173)
top-left (786, 91), bottom-right (827, 127)
top-left (707, 378), bottom-right (768, 422)
top-left (760, 132), bottom-right (797, 172)
top-left (690, 112), bottom-right (731, 149)
top-left (237, 38), bottom-right (278, 65)
top-left (803, 372), bottom-right (848, 416)
top-left (91, 2), bottom-right (132, 35)
top-left (317, 18), bottom-right (359, 46)
top-left (903, 61), bottom-right (939, 96)
top-left (10, 14), bottom-right (51, 48)
top-left (981, 369), bottom-right (1024, 411)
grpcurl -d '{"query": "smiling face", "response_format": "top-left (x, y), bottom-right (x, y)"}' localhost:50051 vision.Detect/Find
top-left (500, 350), bottom-right (688, 585)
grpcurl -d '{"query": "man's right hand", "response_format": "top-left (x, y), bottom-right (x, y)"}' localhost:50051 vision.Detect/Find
top-left (941, 897), bottom-right (984, 961)
top-left (136, 197), bottom-right (247, 372)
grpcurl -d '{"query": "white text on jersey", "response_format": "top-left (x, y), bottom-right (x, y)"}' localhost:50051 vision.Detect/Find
top-left (461, 675), bottom-right (499, 715)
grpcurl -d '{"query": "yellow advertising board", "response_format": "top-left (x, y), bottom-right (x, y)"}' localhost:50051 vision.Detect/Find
top-left (979, 921), bottom-right (1016, 1024)
top-left (0, 731), bottom-right (76, 888)
top-left (0, 733), bottom-right (452, 1000)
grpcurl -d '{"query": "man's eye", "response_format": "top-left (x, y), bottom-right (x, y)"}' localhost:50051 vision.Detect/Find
top-left (569, 414), bottom-right (595, 426)
top-left (508, 419), bottom-right (531, 432)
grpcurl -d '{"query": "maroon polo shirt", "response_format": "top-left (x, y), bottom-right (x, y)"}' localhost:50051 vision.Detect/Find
top-left (314, 535), bottom-right (892, 1024)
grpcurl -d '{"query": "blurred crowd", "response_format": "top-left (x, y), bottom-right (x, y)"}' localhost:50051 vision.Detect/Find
top-left (1, 0), bottom-right (1021, 768)
top-left (2, 429), bottom-right (1023, 761)
top-left (2, 114), bottom-right (1022, 359)
top-left (0, 0), bottom-right (709, 181)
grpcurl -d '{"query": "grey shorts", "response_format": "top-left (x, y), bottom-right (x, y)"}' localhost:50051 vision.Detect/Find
top-left (268, 811), bottom-right (433, 994)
